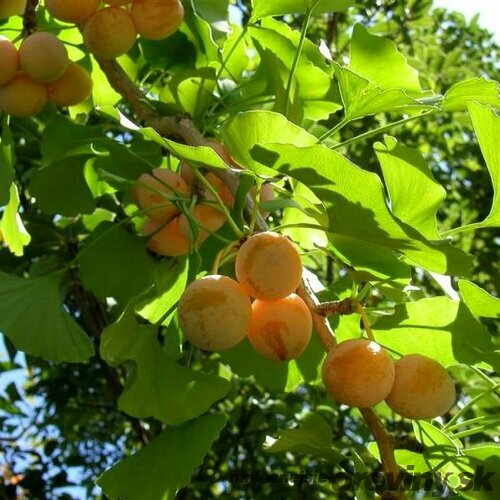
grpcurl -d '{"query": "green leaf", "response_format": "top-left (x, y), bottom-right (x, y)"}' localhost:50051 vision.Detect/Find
top-left (350, 24), bottom-right (422, 93)
top-left (78, 223), bottom-right (157, 304)
top-left (265, 413), bottom-right (343, 462)
top-left (375, 137), bottom-right (445, 239)
top-left (29, 157), bottom-right (96, 216)
top-left (41, 116), bottom-right (105, 163)
top-left (136, 259), bottom-right (189, 324)
top-left (97, 413), bottom-right (227, 500)
top-left (441, 78), bottom-right (500, 111)
top-left (0, 185), bottom-right (31, 257)
top-left (0, 117), bottom-right (14, 206)
top-left (0, 272), bottom-right (94, 363)
top-left (220, 334), bottom-right (325, 392)
top-left (458, 280), bottom-right (500, 319)
top-left (333, 63), bottom-right (425, 121)
top-left (250, 0), bottom-right (354, 21)
top-left (248, 22), bottom-right (331, 100)
top-left (100, 303), bottom-right (230, 425)
top-left (249, 140), bottom-right (472, 276)
top-left (194, 0), bottom-right (229, 24)
top-left (373, 297), bottom-right (498, 369)
top-left (452, 103), bottom-right (500, 232)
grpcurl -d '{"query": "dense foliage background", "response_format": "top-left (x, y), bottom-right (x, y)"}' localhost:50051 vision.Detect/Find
top-left (0, 0), bottom-right (499, 499)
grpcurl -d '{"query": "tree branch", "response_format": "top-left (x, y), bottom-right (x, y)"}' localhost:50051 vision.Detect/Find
top-left (22, 0), bottom-right (39, 36)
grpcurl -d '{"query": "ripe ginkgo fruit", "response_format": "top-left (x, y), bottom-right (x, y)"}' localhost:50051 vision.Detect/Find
top-left (19, 32), bottom-right (68, 83)
top-left (322, 338), bottom-right (395, 408)
top-left (385, 354), bottom-right (456, 420)
top-left (83, 7), bottom-right (137, 60)
top-left (0, 74), bottom-right (47, 117)
top-left (178, 275), bottom-right (252, 351)
top-left (235, 231), bottom-right (302, 300)
top-left (45, 0), bottom-right (100, 23)
top-left (46, 62), bottom-right (93, 107)
top-left (248, 294), bottom-right (312, 361)
top-left (143, 217), bottom-right (190, 257)
top-left (178, 204), bottom-right (226, 246)
top-left (133, 169), bottom-right (190, 222)
top-left (0, 36), bottom-right (18, 85)
top-left (131, 0), bottom-right (184, 41)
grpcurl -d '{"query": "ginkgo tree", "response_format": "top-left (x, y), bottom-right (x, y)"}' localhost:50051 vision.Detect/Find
top-left (0, 0), bottom-right (499, 498)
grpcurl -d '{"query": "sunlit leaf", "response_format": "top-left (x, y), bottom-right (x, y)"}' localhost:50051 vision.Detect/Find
top-left (0, 272), bottom-right (94, 363)
top-left (97, 413), bottom-right (227, 500)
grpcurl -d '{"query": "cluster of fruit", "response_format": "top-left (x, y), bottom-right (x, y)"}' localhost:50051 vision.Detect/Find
top-left (177, 227), bottom-right (456, 420)
top-left (45, 0), bottom-right (184, 60)
top-left (178, 231), bottom-right (313, 360)
top-left (133, 141), bottom-right (273, 257)
top-left (0, 32), bottom-right (92, 117)
top-left (323, 339), bottom-right (456, 419)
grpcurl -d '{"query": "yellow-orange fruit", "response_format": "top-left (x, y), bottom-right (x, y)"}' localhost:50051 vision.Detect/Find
top-left (104, 0), bottom-right (131, 5)
top-left (83, 7), bottom-right (137, 60)
top-left (385, 354), bottom-right (456, 420)
top-left (143, 217), bottom-right (189, 257)
top-left (0, 74), bottom-right (47, 117)
top-left (0, 0), bottom-right (26, 19)
top-left (322, 339), bottom-right (395, 408)
top-left (248, 294), bottom-right (312, 361)
top-left (0, 36), bottom-right (18, 85)
top-left (251, 183), bottom-right (275, 217)
top-left (46, 62), bottom-right (93, 107)
top-left (133, 168), bottom-right (189, 222)
top-left (45, 0), bottom-right (100, 23)
top-left (178, 275), bottom-right (251, 351)
top-left (179, 160), bottom-right (196, 187)
top-left (19, 32), bottom-right (68, 83)
top-left (206, 139), bottom-right (233, 165)
top-left (178, 204), bottom-right (226, 246)
top-left (131, 0), bottom-right (184, 40)
top-left (235, 231), bottom-right (302, 300)
top-left (205, 172), bottom-right (235, 208)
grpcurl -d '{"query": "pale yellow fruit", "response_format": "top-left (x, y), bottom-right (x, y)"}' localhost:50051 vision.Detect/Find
top-left (235, 231), bottom-right (302, 300)
top-left (178, 204), bottom-right (226, 246)
top-left (19, 32), bottom-right (68, 83)
top-left (0, 36), bottom-right (18, 85)
top-left (248, 294), bottom-right (312, 361)
top-left (0, 73), bottom-right (47, 117)
top-left (133, 168), bottom-right (190, 222)
top-left (143, 217), bottom-right (189, 257)
top-left (131, 0), bottom-right (184, 40)
top-left (46, 62), bottom-right (93, 107)
top-left (83, 7), bottom-right (137, 60)
top-left (45, 0), bottom-right (100, 23)
top-left (385, 354), bottom-right (456, 420)
top-left (322, 339), bottom-right (395, 408)
top-left (0, 0), bottom-right (26, 20)
top-left (178, 275), bottom-right (251, 351)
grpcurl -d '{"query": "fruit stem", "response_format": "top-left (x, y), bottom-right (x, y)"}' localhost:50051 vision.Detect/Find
top-left (360, 408), bottom-right (405, 500)
top-left (296, 278), bottom-right (336, 351)
top-left (356, 303), bottom-right (375, 342)
top-left (194, 170), bottom-right (244, 239)
top-left (22, 0), bottom-right (39, 37)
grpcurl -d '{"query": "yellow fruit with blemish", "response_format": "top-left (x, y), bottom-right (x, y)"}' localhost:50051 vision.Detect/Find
top-left (178, 204), bottom-right (226, 246)
top-left (19, 32), bottom-right (68, 83)
top-left (131, 0), bottom-right (184, 40)
top-left (46, 62), bottom-right (93, 107)
top-left (0, 74), bottom-right (47, 117)
top-left (235, 231), bottom-right (302, 300)
top-left (143, 217), bottom-right (190, 257)
top-left (178, 275), bottom-right (251, 351)
top-left (45, 0), bottom-right (100, 22)
top-left (133, 169), bottom-right (190, 222)
top-left (385, 354), bottom-right (456, 419)
top-left (322, 338), bottom-right (395, 408)
top-left (248, 294), bottom-right (312, 361)
top-left (0, 36), bottom-right (18, 85)
top-left (83, 7), bottom-right (137, 60)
